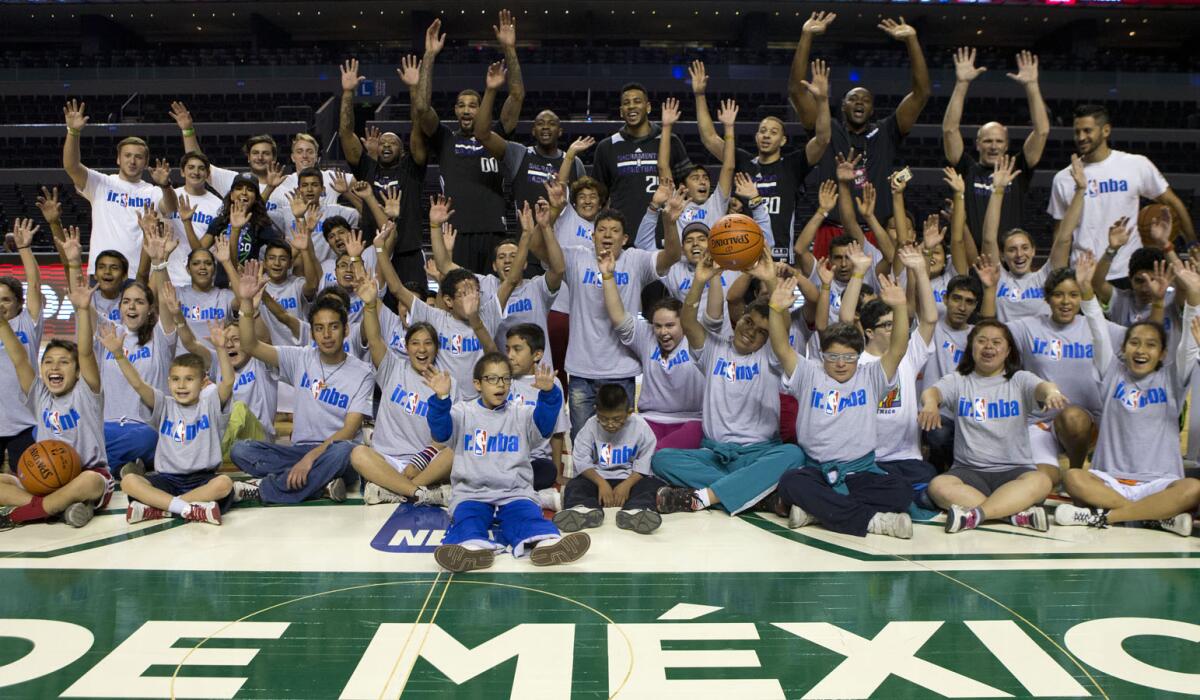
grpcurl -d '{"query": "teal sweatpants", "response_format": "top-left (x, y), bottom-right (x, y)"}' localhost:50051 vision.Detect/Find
top-left (651, 439), bottom-right (806, 515)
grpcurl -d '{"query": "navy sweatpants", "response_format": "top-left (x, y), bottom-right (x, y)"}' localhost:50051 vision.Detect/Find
top-left (777, 467), bottom-right (912, 537)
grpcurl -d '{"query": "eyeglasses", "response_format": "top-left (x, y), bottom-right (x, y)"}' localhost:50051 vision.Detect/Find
top-left (820, 352), bottom-right (860, 364)
top-left (480, 374), bottom-right (513, 386)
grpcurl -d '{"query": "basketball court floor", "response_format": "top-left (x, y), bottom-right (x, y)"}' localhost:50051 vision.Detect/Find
top-left (0, 484), bottom-right (1195, 699)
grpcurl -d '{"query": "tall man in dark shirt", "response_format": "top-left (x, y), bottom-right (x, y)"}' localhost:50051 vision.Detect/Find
top-left (411, 13), bottom-right (525, 273)
top-left (942, 48), bottom-right (1050, 247)
top-left (339, 57), bottom-right (429, 288)
top-left (788, 12), bottom-right (930, 257)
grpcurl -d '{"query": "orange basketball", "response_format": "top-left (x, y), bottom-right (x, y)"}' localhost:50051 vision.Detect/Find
top-left (18, 440), bottom-right (82, 496)
top-left (708, 213), bottom-right (765, 271)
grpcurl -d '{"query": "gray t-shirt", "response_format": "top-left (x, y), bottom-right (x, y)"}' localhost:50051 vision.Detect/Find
top-left (262, 276), bottom-right (308, 346)
top-left (25, 378), bottom-right (106, 469)
top-left (276, 346), bottom-right (374, 444)
top-left (662, 260), bottom-right (739, 336)
top-left (507, 374), bottom-right (569, 460)
top-left (494, 275), bottom-right (558, 369)
top-left (97, 322), bottom-right (177, 424)
top-left (550, 203), bottom-right (596, 313)
top-left (372, 350), bottom-right (450, 461)
top-left (211, 354), bottom-right (279, 440)
top-left (861, 333), bottom-right (934, 463)
top-left (92, 291), bottom-right (123, 324)
top-left (175, 285), bottom-right (234, 348)
top-left (695, 334), bottom-right (782, 445)
top-left (408, 296), bottom-right (503, 402)
top-left (572, 413), bottom-right (657, 481)
top-left (2, 310), bottom-right (43, 436)
top-left (616, 316), bottom-right (703, 422)
top-left (995, 265), bottom-right (1051, 323)
top-left (269, 202), bottom-right (360, 266)
top-left (563, 246), bottom-right (660, 378)
top-left (1009, 314), bottom-right (1124, 421)
top-left (444, 395), bottom-right (550, 513)
top-left (934, 370), bottom-right (1044, 472)
top-left (919, 319), bottom-right (971, 394)
top-left (784, 357), bottom-right (895, 463)
top-left (1109, 287), bottom-right (1182, 359)
top-left (150, 384), bottom-right (230, 475)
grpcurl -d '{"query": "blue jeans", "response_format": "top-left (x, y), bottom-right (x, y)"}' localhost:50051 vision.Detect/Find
top-left (444, 498), bottom-right (559, 557)
top-left (104, 421), bottom-right (158, 470)
top-left (230, 440), bottom-right (357, 504)
top-left (567, 375), bottom-right (636, 440)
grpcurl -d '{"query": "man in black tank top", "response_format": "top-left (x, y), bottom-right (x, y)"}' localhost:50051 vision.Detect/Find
top-left (411, 14), bottom-right (525, 274)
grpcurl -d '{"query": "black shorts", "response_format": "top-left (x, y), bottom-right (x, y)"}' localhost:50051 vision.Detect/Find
top-left (943, 466), bottom-right (1034, 497)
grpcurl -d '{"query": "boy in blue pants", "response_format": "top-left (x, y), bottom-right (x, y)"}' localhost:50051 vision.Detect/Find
top-left (426, 352), bottom-right (590, 573)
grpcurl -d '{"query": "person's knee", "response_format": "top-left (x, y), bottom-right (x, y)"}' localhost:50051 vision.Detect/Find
top-left (1024, 470), bottom-right (1054, 495)
top-left (1054, 407), bottom-right (1092, 442)
top-left (1175, 477), bottom-right (1200, 503)
top-left (75, 470), bottom-right (107, 498)
top-left (229, 441), bottom-right (254, 464)
top-left (1062, 468), bottom-right (1091, 494)
top-left (211, 474), bottom-right (234, 495)
top-left (927, 475), bottom-right (959, 500)
top-left (119, 472), bottom-right (145, 489)
top-left (350, 445), bottom-right (370, 469)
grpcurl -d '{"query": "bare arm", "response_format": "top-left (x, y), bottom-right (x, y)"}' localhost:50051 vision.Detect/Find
top-left (493, 10), bottom-right (524, 134)
top-left (795, 181), bottom-right (837, 277)
top-left (882, 19), bottom-right (931, 135)
top-left (787, 12), bottom-right (836, 131)
top-left (338, 59), bottom-right (366, 166)
top-left (715, 100), bottom-right (738, 198)
top-left (474, 61), bottom-right (511, 159)
top-left (557, 137), bottom-right (593, 186)
top-left (1156, 188), bottom-right (1198, 245)
top-left (69, 281), bottom-right (101, 393)
top-left (61, 100), bottom-right (89, 190)
top-left (169, 101), bottom-right (202, 157)
top-left (598, 252), bottom-right (628, 327)
top-left (427, 196), bottom-right (459, 276)
top-left (235, 261), bottom-right (278, 367)
top-left (413, 20), bottom-right (444, 137)
top-left (689, 61), bottom-right (725, 159)
top-left (358, 276), bottom-right (388, 368)
top-left (536, 201), bottom-right (566, 292)
top-left (943, 168), bottom-right (970, 275)
top-left (897, 245), bottom-right (937, 343)
top-left (681, 257), bottom-right (721, 351)
top-left (10, 219), bottom-right (42, 318)
top-left (877, 275), bottom-right (911, 379)
top-left (657, 98), bottom-right (680, 182)
top-left (942, 48), bottom-right (985, 165)
top-left (656, 186), bottom-right (685, 277)
top-left (768, 278), bottom-right (800, 378)
top-left (803, 60), bottom-right (832, 166)
top-left (1009, 52), bottom-right (1049, 167)
top-left (0, 313), bottom-right (35, 395)
top-left (1049, 155), bottom-right (1086, 270)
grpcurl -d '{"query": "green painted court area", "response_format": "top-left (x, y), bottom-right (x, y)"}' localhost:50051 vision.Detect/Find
top-left (0, 499), bottom-right (1197, 698)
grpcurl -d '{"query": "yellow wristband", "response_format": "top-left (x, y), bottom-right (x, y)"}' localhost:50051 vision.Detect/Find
top-left (66, 127), bottom-right (80, 136)
top-left (852, 273), bottom-right (865, 279)
top-left (769, 303), bottom-right (790, 313)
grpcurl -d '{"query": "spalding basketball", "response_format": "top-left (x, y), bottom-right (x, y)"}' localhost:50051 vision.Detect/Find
top-left (18, 440), bottom-right (82, 496)
top-left (708, 214), bottom-right (765, 271)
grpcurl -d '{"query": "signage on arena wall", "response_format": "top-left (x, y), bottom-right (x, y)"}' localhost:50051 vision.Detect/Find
top-left (0, 263), bottom-right (78, 340)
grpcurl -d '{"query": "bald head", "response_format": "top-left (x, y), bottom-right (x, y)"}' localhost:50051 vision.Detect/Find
top-left (532, 109), bottom-right (564, 149)
top-left (974, 122), bottom-right (1010, 166)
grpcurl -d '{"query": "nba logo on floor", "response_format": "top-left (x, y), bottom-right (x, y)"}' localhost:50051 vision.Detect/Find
top-left (370, 504), bottom-right (451, 553)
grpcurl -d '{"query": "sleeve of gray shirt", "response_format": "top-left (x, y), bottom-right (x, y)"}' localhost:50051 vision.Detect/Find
top-left (630, 417), bottom-right (657, 476)
top-left (571, 418), bottom-right (598, 475)
top-left (933, 372), bottom-right (960, 418)
top-left (1081, 297), bottom-right (1115, 375)
top-left (634, 208), bottom-right (660, 252)
top-left (751, 202), bottom-right (775, 249)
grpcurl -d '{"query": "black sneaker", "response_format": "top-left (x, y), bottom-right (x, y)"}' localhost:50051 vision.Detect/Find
top-left (553, 506), bottom-right (604, 532)
top-left (751, 491), bottom-right (787, 517)
top-left (0, 506), bottom-right (18, 532)
top-left (615, 508), bottom-right (662, 534)
top-left (655, 486), bottom-right (701, 514)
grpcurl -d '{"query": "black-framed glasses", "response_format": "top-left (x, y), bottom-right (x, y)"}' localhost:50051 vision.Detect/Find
top-left (481, 374), bottom-right (513, 386)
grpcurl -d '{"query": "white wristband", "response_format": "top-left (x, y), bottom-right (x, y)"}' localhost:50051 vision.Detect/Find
top-left (150, 261), bottom-right (169, 272)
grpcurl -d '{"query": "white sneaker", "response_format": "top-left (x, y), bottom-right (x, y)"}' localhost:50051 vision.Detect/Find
top-left (537, 487), bottom-right (562, 512)
top-left (126, 501), bottom-right (166, 524)
top-left (62, 502), bottom-right (94, 528)
top-left (1155, 512), bottom-right (1194, 537)
top-left (363, 482), bottom-right (404, 506)
top-left (1055, 503), bottom-right (1106, 528)
top-left (416, 484), bottom-right (453, 507)
top-left (1009, 506), bottom-right (1049, 532)
top-left (788, 505), bottom-right (816, 529)
top-left (323, 477), bottom-right (347, 503)
top-left (867, 512), bottom-right (913, 539)
top-left (181, 501), bottom-right (222, 525)
top-left (232, 479), bottom-right (261, 505)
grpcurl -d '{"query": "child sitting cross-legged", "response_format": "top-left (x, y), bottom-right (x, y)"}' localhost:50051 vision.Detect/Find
top-left (555, 383), bottom-right (667, 535)
top-left (426, 354), bottom-right (590, 572)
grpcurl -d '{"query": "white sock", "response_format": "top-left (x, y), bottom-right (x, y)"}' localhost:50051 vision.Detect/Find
top-left (534, 536), bottom-right (561, 548)
top-left (167, 497), bottom-right (189, 516)
top-left (695, 489), bottom-right (712, 509)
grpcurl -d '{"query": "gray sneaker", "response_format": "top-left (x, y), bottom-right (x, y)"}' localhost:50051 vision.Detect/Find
top-left (415, 484), bottom-right (453, 508)
top-left (363, 482), bottom-right (404, 506)
top-left (788, 505), bottom-right (816, 529)
top-left (120, 459), bottom-right (146, 479)
top-left (615, 508), bottom-right (662, 534)
top-left (323, 477), bottom-right (347, 503)
top-left (553, 505), bottom-right (604, 532)
top-left (62, 502), bottom-right (94, 529)
top-left (867, 511), bottom-right (913, 539)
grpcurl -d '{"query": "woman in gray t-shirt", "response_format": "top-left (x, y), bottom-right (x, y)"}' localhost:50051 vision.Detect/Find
top-left (919, 319), bottom-right (1068, 534)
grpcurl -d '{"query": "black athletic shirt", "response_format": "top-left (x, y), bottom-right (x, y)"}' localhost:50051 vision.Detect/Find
top-left (504, 141), bottom-right (586, 214)
top-left (955, 150), bottom-right (1035, 247)
top-left (351, 152), bottom-right (428, 254)
top-left (812, 115), bottom-right (905, 225)
top-left (735, 148), bottom-right (814, 260)
top-left (429, 123), bottom-right (507, 234)
top-left (593, 124), bottom-right (693, 243)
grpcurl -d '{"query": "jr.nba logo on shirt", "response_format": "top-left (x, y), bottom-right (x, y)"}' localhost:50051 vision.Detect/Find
top-left (958, 396), bottom-right (1021, 422)
top-left (810, 388), bottom-right (868, 415)
top-left (43, 408), bottom-right (81, 435)
top-left (464, 430), bottom-right (520, 455)
top-left (713, 358), bottom-right (760, 382)
top-left (1114, 381), bottom-right (1167, 411)
top-left (1085, 178), bottom-right (1129, 198)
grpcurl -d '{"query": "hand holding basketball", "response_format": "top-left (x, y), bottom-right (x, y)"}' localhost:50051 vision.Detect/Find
top-left (707, 213), bottom-right (765, 271)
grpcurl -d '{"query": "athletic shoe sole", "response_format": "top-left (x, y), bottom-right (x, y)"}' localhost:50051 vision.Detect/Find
top-left (62, 503), bottom-right (94, 529)
top-left (434, 544), bottom-right (496, 573)
top-left (616, 509), bottom-right (662, 535)
top-left (324, 478), bottom-right (347, 503)
top-left (553, 508), bottom-right (604, 533)
top-left (530, 532), bottom-right (591, 566)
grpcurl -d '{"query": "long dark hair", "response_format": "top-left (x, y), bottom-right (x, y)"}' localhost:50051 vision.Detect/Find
top-left (957, 319), bottom-right (1023, 379)
top-left (208, 181), bottom-right (273, 237)
top-left (120, 280), bottom-right (158, 346)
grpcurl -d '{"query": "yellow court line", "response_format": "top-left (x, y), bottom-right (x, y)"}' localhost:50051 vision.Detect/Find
top-left (391, 573), bottom-right (454, 699)
top-left (377, 572), bottom-right (443, 700)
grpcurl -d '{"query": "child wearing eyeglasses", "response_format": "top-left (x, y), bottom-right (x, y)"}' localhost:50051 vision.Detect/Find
top-left (425, 353), bottom-right (589, 573)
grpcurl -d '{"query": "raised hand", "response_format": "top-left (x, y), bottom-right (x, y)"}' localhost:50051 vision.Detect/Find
top-left (897, 243), bottom-right (927, 273)
top-left (424, 257), bottom-right (442, 284)
top-left (990, 154), bottom-right (1021, 191)
top-left (149, 158), bottom-right (172, 187)
top-left (396, 55), bottom-right (421, 88)
top-left (953, 47), bottom-right (986, 83)
top-left (236, 259), bottom-right (268, 301)
top-left (716, 99), bottom-right (739, 128)
top-left (35, 186), bottom-right (61, 224)
top-left (695, 252), bottom-right (722, 283)
top-left (889, 169), bottom-right (909, 194)
top-left (543, 178), bottom-right (567, 209)
top-left (213, 234), bottom-right (232, 264)
top-left (942, 166), bottom-right (965, 195)
top-left (660, 97), bottom-right (681, 127)
top-left (597, 249), bottom-right (616, 275)
top-left (424, 19), bottom-right (446, 57)
top-left (799, 59), bottom-right (830, 101)
top-left (177, 193), bottom-right (195, 222)
top-left (292, 215), bottom-right (312, 251)
top-left (97, 323), bottom-right (126, 355)
top-left (848, 241), bottom-right (873, 275)
top-left (374, 220), bottom-right (396, 251)
top-left (63, 99), bottom-right (89, 131)
top-left (532, 363), bottom-right (556, 392)
top-left (169, 101), bottom-right (194, 130)
top-left (457, 286), bottom-right (480, 319)
top-left (803, 11), bottom-right (837, 36)
top-left (441, 225), bottom-right (458, 255)
top-left (855, 182), bottom-right (878, 218)
top-left (302, 202), bottom-right (320, 234)
top-left (10, 217), bottom-right (38, 249)
top-left (1070, 153), bottom-right (1087, 191)
top-left (485, 61), bottom-right (507, 91)
top-left (340, 58), bottom-right (365, 92)
top-left (535, 198), bottom-right (553, 229)
top-left (1176, 259), bottom-right (1200, 293)
top-left (493, 8), bottom-right (517, 48)
top-left (160, 282), bottom-right (182, 318)
top-left (877, 273), bottom-right (907, 308)
top-left (381, 185), bottom-right (402, 219)
top-left (344, 229), bottom-right (366, 258)
top-left (973, 254), bottom-right (1000, 289)
top-left (287, 190), bottom-right (306, 219)
top-left (354, 268), bottom-right (378, 302)
top-left (350, 179), bottom-right (374, 201)
top-left (207, 320), bottom-right (228, 349)
top-left (66, 278), bottom-right (96, 311)
top-left (746, 248), bottom-right (777, 283)
top-left (137, 203), bottom-right (161, 238)
top-left (265, 161), bottom-right (286, 189)
top-left (835, 149), bottom-right (861, 183)
top-left (878, 17), bottom-right (916, 41)
top-left (1147, 208), bottom-right (1174, 248)
top-left (1107, 216), bottom-right (1132, 250)
top-left (567, 136), bottom-right (595, 156)
top-left (330, 169), bottom-right (351, 195)
top-left (61, 226), bottom-right (83, 263)
top-left (517, 201), bottom-right (535, 233)
top-left (816, 257), bottom-right (834, 286)
top-left (664, 185), bottom-right (688, 220)
top-left (651, 176), bottom-right (673, 208)
top-left (422, 367), bottom-right (453, 397)
top-left (770, 276), bottom-right (798, 311)
top-left (1007, 50), bottom-right (1039, 86)
top-left (734, 172), bottom-right (759, 200)
top-left (429, 195), bottom-right (454, 227)
top-left (923, 214), bottom-right (945, 250)
top-left (817, 179), bottom-right (838, 212)
top-left (688, 60), bottom-right (708, 94)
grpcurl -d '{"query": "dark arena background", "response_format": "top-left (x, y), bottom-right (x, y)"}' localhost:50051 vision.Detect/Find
top-left (0, 1), bottom-right (1198, 698)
